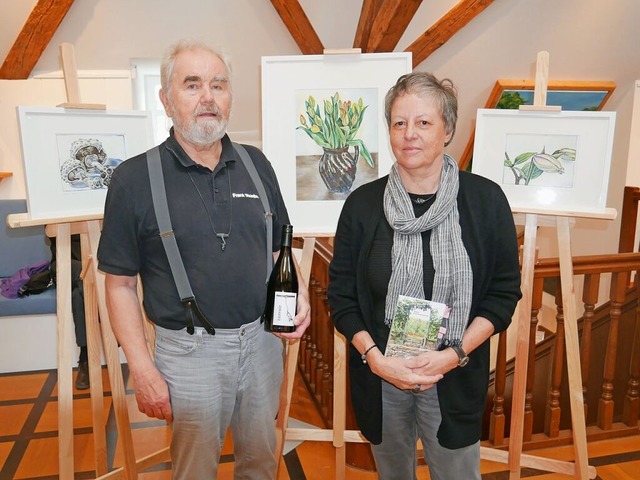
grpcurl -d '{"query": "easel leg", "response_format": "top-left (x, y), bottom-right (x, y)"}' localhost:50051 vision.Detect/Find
top-left (275, 338), bottom-right (301, 477)
top-left (508, 213), bottom-right (538, 479)
top-left (557, 217), bottom-right (590, 479)
top-left (83, 261), bottom-right (108, 475)
top-left (86, 220), bottom-right (138, 479)
top-left (333, 329), bottom-right (348, 480)
top-left (54, 223), bottom-right (75, 480)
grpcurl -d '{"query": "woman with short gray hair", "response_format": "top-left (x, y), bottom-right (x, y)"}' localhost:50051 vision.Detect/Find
top-left (329, 71), bottom-right (521, 479)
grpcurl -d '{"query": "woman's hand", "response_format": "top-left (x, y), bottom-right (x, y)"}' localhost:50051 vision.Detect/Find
top-left (367, 349), bottom-right (443, 392)
top-left (406, 348), bottom-right (459, 377)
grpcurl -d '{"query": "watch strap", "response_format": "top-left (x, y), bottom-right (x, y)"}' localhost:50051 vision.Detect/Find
top-left (451, 344), bottom-right (469, 367)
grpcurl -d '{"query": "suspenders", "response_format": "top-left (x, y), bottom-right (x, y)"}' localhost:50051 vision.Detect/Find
top-left (146, 143), bottom-right (274, 335)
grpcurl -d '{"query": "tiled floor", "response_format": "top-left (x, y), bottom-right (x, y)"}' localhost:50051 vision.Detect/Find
top-left (1, 366), bottom-right (639, 479)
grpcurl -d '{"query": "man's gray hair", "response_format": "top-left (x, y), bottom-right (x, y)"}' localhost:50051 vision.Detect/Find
top-left (160, 39), bottom-right (233, 95)
top-left (384, 72), bottom-right (458, 146)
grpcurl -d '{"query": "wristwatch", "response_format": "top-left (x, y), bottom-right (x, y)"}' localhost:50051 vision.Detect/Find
top-left (451, 345), bottom-right (469, 367)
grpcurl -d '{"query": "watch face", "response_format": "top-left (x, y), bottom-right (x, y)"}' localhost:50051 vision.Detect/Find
top-left (459, 356), bottom-right (470, 367)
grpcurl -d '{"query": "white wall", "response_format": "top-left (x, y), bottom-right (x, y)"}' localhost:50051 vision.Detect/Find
top-left (1, 0), bottom-right (638, 254)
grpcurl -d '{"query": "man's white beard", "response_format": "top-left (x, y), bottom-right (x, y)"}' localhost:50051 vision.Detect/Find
top-left (174, 115), bottom-right (228, 147)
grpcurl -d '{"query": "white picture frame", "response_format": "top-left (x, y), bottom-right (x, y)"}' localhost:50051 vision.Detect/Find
top-left (261, 52), bottom-right (412, 235)
top-left (472, 108), bottom-right (616, 217)
top-left (18, 106), bottom-right (154, 220)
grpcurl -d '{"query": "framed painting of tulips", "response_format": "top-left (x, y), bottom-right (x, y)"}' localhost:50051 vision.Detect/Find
top-left (471, 108), bottom-right (616, 216)
top-left (262, 52), bottom-right (412, 235)
top-left (460, 80), bottom-right (615, 171)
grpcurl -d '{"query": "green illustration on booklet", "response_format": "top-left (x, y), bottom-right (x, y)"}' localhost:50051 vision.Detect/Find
top-left (385, 295), bottom-right (450, 358)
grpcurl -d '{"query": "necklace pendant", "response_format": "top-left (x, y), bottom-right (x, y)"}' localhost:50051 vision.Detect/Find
top-left (217, 233), bottom-right (228, 251)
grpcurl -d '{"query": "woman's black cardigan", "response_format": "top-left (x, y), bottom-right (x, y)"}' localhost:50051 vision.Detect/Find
top-left (327, 171), bottom-right (522, 448)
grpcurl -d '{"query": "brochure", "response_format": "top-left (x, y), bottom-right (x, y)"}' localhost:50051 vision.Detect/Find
top-left (384, 295), bottom-right (450, 358)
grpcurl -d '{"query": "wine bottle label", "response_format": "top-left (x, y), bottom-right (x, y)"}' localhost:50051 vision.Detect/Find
top-left (272, 291), bottom-right (297, 327)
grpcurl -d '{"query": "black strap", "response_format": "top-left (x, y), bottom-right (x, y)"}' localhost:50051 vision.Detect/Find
top-left (232, 142), bottom-right (274, 282)
top-left (146, 146), bottom-right (214, 335)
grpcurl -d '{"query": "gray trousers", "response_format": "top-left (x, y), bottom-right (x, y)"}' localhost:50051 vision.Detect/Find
top-left (154, 319), bottom-right (284, 479)
top-left (370, 381), bottom-right (481, 480)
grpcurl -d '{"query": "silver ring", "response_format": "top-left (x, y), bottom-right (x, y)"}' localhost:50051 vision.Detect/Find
top-left (412, 385), bottom-right (421, 393)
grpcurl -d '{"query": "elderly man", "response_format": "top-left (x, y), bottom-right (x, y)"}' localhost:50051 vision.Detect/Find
top-left (98, 39), bottom-right (310, 479)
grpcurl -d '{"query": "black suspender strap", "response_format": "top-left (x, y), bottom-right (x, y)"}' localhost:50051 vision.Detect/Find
top-left (146, 146), bottom-right (214, 335)
top-left (232, 142), bottom-right (274, 282)
top-left (145, 143), bottom-right (274, 335)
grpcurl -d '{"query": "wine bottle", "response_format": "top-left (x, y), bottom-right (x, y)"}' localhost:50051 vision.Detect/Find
top-left (263, 224), bottom-right (298, 333)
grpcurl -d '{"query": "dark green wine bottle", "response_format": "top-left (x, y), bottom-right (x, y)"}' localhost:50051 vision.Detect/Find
top-left (263, 224), bottom-right (298, 333)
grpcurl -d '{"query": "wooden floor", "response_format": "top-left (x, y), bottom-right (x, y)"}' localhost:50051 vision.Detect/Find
top-left (0, 365), bottom-right (639, 479)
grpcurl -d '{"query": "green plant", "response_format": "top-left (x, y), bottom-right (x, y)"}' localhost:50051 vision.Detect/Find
top-left (504, 147), bottom-right (576, 185)
top-left (297, 93), bottom-right (375, 167)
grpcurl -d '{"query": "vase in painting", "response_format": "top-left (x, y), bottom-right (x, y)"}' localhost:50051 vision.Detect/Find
top-left (318, 146), bottom-right (359, 193)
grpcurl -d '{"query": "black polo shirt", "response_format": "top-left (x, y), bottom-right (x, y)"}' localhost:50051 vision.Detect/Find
top-left (97, 133), bottom-right (290, 329)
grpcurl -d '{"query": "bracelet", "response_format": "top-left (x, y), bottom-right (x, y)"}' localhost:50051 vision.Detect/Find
top-left (361, 344), bottom-right (378, 364)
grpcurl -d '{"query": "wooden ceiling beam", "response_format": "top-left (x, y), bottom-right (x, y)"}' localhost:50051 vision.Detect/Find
top-left (365, 0), bottom-right (423, 53)
top-left (353, 0), bottom-right (383, 50)
top-left (270, 0), bottom-right (324, 55)
top-left (406, 0), bottom-right (494, 68)
top-left (0, 0), bottom-right (75, 79)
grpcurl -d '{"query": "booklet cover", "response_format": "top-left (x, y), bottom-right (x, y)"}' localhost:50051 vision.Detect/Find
top-left (384, 295), bottom-right (450, 358)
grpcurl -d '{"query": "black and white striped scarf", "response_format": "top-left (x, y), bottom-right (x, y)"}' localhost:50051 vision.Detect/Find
top-left (383, 154), bottom-right (472, 346)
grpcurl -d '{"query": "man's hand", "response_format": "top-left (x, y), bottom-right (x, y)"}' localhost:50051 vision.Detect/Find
top-left (130, 364), bottom-right (173, 423)
top-left (274, 288), bottom-right (311, 340)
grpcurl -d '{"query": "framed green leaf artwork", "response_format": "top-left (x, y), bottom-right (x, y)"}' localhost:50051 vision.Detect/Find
top-left (472, 108), bottom-right (616, 217)
top-left (460, 80), bottom-right (616, 171)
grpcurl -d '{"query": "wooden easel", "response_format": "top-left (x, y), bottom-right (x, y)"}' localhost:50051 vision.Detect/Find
top-left (480, 51), bottom-right (616, 479)
top-left (56, 43), bottom-right (169, 480)
top-left (7, 43), bottom-right (167, 479)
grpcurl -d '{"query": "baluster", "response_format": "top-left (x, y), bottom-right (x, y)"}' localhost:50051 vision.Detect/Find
top-left (322, 364), bottom-right (332, 420)
top-left (326, 310), bottom-right (335, 426)
top-left (327, 367), bottom-right (334, 428)
top-left (524, 277), bottom-right (543, 441)
top-left (299, 331), bottom-right (309, 376)
top-left (489, 330), bottom-right (507, 446)
top-left (308, 341), bottom-right (318, 392)
top-left (307, 282), bottom-right (323, 387)
top-left (623, 274), bottom-right (640, 425)
top-left (300, 277), bottom-right (318, 377)
top-left (314, 287), bottom-right (327, 401)
top-left (314, 353), bottom-right (324, 399)
top-left (545, 281), bottom-right (565, 438)
top-left (598, 272), bottom-right (626, 429)
top-left (319, 292), bottom-right (332, 417)
top-left (581, 273), bottom-right (600, 420)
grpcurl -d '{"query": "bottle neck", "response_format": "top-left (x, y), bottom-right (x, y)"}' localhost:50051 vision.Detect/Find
top-left (281, 225), bottom-right (293, 249)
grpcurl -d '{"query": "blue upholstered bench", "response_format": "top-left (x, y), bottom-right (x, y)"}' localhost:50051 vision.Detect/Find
top-left (0, 199), bottom-right (56, 316)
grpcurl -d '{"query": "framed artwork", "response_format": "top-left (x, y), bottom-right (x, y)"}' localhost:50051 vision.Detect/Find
top-left (460, 80), bottom-right (616, 170)
top-left (472, 108), bottom-right (616, 216)
top-left (262, 52), bottom-right (412, 235)
top-left (18, 106), bottom-right (154, 220)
